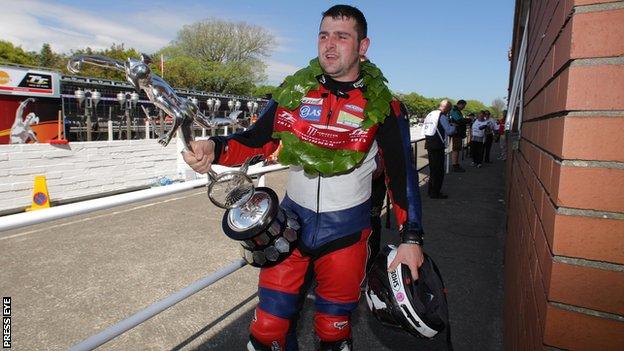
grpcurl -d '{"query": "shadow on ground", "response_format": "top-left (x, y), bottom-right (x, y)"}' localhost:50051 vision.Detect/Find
top-left (179, 151), bottom-right (507, 351)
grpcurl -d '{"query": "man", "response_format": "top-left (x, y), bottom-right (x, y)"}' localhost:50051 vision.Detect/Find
top-left (483, 110), bottom-right (495, 163)
top-left (183, 5), bottom-right (425, 350)
top-left (448, 99), bottom-right (469, 172)
top-left (471, 110), bottom-right (496, 168)
top-left (423, 100), bottom-right (455, 199)
top-left (498, 110), bottom-right (508, 161)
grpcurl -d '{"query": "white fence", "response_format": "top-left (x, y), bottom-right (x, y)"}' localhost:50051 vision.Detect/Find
top-left (0, 139), bottom-right (182, 214)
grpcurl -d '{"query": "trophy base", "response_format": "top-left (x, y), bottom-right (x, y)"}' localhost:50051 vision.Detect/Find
top-left (222, 187), bottom-right (300, 267)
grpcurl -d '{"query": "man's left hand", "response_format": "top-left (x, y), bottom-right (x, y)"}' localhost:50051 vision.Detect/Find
top-left (388, 243), bottom-right (424, 280)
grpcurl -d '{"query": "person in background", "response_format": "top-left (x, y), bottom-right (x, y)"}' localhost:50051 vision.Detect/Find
top-left (448, 99), bottom-right (470, 172)
top-left (483, 110), bottom-right (496, 163)
top-left (424, 99), bottom-right (455, 198)
top-left (498, 109), bottom-right (508, 161)
top-left (471, 110), bottom-right (497, 168)
top-left (465, 112), bottom-right (475, 158)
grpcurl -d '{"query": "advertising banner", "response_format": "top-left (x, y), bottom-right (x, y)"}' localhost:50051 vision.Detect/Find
top-left (0, 66), bottom-right (62, 144)
top-left (0, 66), bottom-right (60, 98)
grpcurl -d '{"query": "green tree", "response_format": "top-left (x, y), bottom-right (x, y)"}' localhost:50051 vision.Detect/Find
top-left (38, 43), bottom-right (59, 68)
top-left (252, 84), bottom-right (277, 98)
top-left (0, 40), bottom-right (37, 65)
top-left (490, 97), bottom-right (506, 118)
top-left (159, 18), bottom-right (276, 95)
top-left (68, 43), bottom-right (141, 80)
top-left (463, 99), bottom-right (489, 116)
top-left (396, 92), bottom-right (438, 121)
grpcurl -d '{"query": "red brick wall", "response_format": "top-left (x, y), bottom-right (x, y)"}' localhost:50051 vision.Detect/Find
top-left (505, 0), bottom-right (624, 350)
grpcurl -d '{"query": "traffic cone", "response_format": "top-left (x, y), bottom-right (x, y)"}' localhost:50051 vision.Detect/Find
top-left (26, 175), bottom-right (51, 211)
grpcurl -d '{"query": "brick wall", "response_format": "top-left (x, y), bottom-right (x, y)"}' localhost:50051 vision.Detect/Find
top-left (505, 0), bottom-right (624, 350)
top-left (0, 139), bottom-right (182, 214)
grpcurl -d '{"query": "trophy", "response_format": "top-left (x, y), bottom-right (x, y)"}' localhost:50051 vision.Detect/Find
top-left (206, 158), bottom-right (299, 267)
top-left (67, 54), bottom-right (300, 267)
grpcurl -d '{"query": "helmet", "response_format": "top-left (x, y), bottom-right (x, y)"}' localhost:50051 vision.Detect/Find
top-left (365, 245), bottom-right (449, 339)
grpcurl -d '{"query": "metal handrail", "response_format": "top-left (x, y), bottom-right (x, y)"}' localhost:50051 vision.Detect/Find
top-left (68, 259), bottom-right (248, 351)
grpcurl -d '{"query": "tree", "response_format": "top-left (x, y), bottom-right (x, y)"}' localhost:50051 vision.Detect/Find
top-left (67, 43), bottom-right (141, 80)
top-left (38, 43), bottom-right (58, 68)
top-left (0, 40), bottom-right (37, 65)
top-left (159, 18), bottom-right (276, 95)
top-left (396, 92), bottom-right (438, 121)
top-left (173, 19), bottom-right (275, 63)
top-left (463, 99), bottom-right (489, 116)
top-left (490, 97), bottom-right (506, 118)
top-left (252, 84), bottom-right (277, 98)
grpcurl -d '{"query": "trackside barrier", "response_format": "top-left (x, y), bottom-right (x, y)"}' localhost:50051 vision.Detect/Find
top-left (0, 163), bottom-right (288, 232)
top-left (3, 135), bottom-right (439, 350)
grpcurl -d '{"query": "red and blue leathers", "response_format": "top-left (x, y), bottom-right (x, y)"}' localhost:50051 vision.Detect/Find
top-left (210, 74), bottom-right (424, 350)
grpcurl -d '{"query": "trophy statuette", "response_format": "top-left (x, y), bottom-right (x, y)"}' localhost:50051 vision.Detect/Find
top-left (68, 53), bottom-right (300, 267)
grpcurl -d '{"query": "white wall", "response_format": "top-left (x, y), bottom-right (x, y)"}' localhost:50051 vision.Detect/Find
top-left (0, 139), bottom-right (183, 214)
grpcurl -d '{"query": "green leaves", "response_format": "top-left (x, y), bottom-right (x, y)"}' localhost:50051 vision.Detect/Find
top-left (273, 131), bottom-right (365, 176)
top-left (272, 58), bottom-right (393, 176)
top-left (274, 58), bottom-right (323, 110)
top-left (0, 40), bottom-right (38, 66)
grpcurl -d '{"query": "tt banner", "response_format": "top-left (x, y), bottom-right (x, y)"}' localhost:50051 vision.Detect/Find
top-left (0, 66), bottom-right (61, 144)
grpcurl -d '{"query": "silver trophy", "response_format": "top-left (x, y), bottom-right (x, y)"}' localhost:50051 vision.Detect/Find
top-left (67, 54), bottom-right (241, 150)
top-left (208, 157), bottom-right (300, 267)
top-left (68, 54), bottom-right (299, 267)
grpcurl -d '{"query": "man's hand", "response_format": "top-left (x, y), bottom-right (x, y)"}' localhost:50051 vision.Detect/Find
top-left (388, 243), bottom-right (424, 280)
top-left (181, 140), bottom-right (216, 174)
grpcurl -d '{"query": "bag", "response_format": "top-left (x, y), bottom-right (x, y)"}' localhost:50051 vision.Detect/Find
top-left (421, 110), bottom-right (445, 146)
top-left (421, 110), bottom-right (441, 137)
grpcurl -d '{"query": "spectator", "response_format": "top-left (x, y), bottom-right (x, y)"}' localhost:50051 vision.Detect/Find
top-left (465, 112), bottom-right (476, 157)
top-left (471, 110), bottom-right (497, 168)
top-left (449, 99), bottom-right (470, 172)
top-left (498, 109), bottom-right (508, 161)
top-left (423, 99), bottom-right (455, 198)
top-left (483, 110), bottom-right (496, 163)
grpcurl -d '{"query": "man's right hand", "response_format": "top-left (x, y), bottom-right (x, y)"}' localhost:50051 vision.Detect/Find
top-left (182, 140), bottom-right (216, 174)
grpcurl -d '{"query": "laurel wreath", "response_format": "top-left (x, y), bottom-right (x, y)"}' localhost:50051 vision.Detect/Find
top-left (271, 58), bottom-right (393, 176)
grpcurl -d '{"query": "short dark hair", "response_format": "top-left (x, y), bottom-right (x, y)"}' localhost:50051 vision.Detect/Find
top-left (457, 99), bottom-right (466, 105)
top-left (322, 5), bottom-right (368, 41)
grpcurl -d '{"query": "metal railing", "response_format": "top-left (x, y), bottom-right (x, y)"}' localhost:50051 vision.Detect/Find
top-left (1, 136), bottom-right (440, 350)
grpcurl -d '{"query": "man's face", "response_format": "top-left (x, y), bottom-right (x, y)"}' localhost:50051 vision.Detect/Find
top-left (457, 103), bottom-right (466, 111)
top-left (318, 16), bottom-right (369, 82)
top-left (440, 102), bottom-right (451, 114)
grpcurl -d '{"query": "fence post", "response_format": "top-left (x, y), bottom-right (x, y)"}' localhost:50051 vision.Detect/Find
top-left (108, 107), bottom-right (113, 141)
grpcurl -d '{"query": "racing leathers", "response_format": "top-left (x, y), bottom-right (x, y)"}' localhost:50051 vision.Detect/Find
top-left (210, 74), bottom-right (424, 350)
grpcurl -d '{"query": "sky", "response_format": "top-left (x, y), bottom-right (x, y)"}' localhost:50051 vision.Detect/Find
top-left (1, 0), bottom-right (514, 104)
